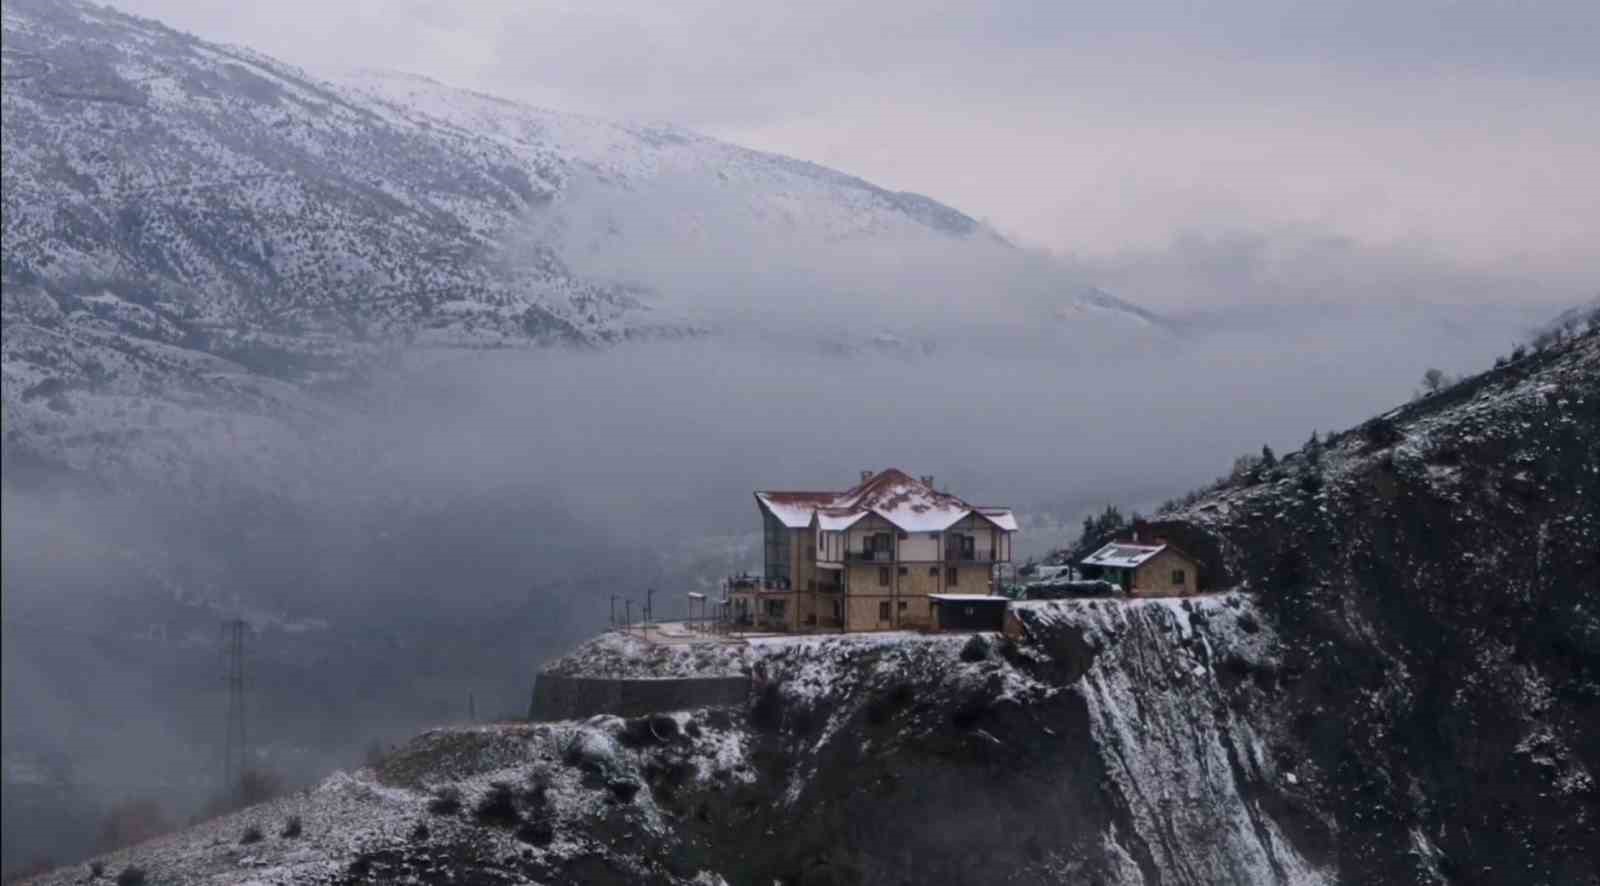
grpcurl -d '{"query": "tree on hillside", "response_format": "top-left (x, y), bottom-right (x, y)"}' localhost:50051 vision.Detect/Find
top-left (1230, 453), bottom-right (1262, 483)
top-left (1303, 431), bottom-right (1322, 465)
top-left (1260, 444), bottom-right (1278, 469)
top-left (1074, 505), bottom-right (1128, 555)
top-left (1421, 368), bottom-right (1449, 395)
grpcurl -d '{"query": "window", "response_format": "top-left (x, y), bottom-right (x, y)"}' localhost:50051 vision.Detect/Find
top-left (897, 566), bottom-right (908, 576)
top-left (878, 567), bottom-right (891, 587)
top-left (832, 600), bottom-right (842, 619)
top-left (764, 599), bottom-right (786, 617)
top-left (928, 566), bottom-right (939, 577)
top-left (1171, 569), bottom-right (1186, 586)
top-left (763, 512), bottom-right (791, 582)
top-left (947, 567), bottom-right (959, 586)
top-left (878, 601), bottom-right (891, 621)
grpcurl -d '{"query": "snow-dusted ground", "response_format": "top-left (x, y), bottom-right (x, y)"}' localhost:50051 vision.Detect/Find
top-left (541, 625), bottom-right (990, 682)
top-left (1014, 594), bottom-right (1332, 885)
top-left (25, 626), bottom-right (1034, 885)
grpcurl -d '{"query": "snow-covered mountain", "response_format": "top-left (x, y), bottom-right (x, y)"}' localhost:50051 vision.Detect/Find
top-left (1, 0), bottom-right (1165, 483)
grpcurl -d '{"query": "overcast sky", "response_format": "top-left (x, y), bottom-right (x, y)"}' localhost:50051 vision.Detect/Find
top-left (111, 0), bottom-right (1596, 309)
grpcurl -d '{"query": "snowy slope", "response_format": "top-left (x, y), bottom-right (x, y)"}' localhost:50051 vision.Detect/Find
top-left (1, 0), bottom-right (1160, 484)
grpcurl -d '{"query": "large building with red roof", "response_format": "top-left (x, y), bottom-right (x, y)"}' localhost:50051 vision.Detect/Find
top-left (734, 469), bottom-right (1017, 632)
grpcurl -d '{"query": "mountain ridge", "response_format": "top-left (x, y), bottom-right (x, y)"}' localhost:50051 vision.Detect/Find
top-left (1, 0), bottom-right (1161, 486)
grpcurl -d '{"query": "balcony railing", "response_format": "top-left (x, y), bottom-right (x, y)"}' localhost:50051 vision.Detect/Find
top-left (846, 550), bottom-right (896, 563)
top-left (945, 550), bottom-right (1000, 563)
top-left (726, 576), bottom-right (793, 592)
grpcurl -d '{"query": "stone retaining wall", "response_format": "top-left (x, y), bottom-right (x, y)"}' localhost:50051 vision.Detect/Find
top-left (528, 674), bottom-right (751, 721)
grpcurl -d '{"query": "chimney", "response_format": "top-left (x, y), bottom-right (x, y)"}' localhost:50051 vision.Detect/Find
top-left (860, 470), bottom-right (874, 483)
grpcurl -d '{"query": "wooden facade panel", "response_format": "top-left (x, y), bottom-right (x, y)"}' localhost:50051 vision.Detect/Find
top-left (1131, 548), bottom-right (1198, 597)
top-left (845, 594), bottom-right (896, 631)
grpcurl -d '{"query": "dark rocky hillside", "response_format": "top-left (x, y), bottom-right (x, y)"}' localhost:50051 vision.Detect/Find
top-left (1135, 330), bottom-right (1600, 884)
top-left (23, 330), bottom-right (1598, 886)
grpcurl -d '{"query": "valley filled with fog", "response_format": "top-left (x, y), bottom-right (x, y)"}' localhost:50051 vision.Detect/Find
top-left (1, 0), bottom-right (1585, 873)
top-left (2, 250), bottom-right (1555, 869)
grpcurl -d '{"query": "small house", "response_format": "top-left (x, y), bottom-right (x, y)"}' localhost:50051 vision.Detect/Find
top-left (1078, 537), bottom-right (1200, 597)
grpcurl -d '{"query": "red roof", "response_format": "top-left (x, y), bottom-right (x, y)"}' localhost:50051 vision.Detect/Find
top-left (756, 469), bottom-right (1018, 533)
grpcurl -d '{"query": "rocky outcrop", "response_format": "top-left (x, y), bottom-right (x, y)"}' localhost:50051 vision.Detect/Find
top-left (27, 337), bottom-right (1597, 886)
top-left (1147, 332), bottom-right (1600, 884)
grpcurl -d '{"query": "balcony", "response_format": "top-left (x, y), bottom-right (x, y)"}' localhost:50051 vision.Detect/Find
top-left (945, 550), bottom-right (1000, 563)
top-left (726, 575), bottom-right (793, 593)
top-left (846, 550), bottom-right (896, 564)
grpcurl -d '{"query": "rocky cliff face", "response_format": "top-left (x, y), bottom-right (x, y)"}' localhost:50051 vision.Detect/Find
top-left (1140, 331), bottom-right (1600, 884)
top-left (24, 333), bottom-right (1597, 886)
top-left (27, 607), bottom-right (1326, 886)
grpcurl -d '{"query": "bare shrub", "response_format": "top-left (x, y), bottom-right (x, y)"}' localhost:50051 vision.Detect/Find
top-left (427, 786), bottom-right (462, 815)
top-left (204, 768), bottom-right (288, 819)
top-left (474, 782), bottom-right (519, 827)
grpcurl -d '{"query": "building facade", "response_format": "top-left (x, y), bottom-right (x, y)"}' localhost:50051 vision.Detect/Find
top-left (735, 469), bottom-right (1017, 632)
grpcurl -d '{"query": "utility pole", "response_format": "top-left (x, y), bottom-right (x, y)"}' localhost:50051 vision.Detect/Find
top-left (645, 588), bottom-right (655, 627)
top-left (624, 599), bottom-right (633, 633)
top-left (610, 594), bottom-right (619, 628)
top-left (221, 619), bottom-right (248, 803)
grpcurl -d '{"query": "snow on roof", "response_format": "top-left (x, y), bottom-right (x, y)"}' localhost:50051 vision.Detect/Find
top-left (1081, 542), bottom-right (1168, 568)
top-left (975, 508), bottom-right (1019, 532)
top-left (755, 491), bottom-right (837, 528)
top-left (758, 469), bottom-right (1012, 534)
top-left (817, 509), bottom-right (869, 531)
top-left (930, 594), bottom-right (1008, 602)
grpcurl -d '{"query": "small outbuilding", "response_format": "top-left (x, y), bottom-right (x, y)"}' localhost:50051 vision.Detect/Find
top-left (930, 594), bottom-right (1009, 631)
top-left (1078, 538), bottom-right (1201, 597)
